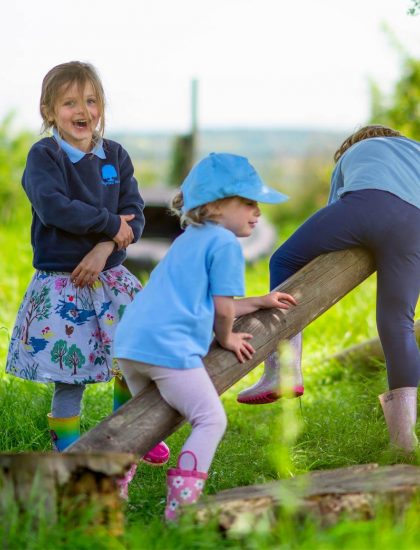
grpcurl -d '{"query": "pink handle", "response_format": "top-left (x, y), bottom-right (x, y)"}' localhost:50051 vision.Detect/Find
top-left (177, 450), bottom-right (198, 471)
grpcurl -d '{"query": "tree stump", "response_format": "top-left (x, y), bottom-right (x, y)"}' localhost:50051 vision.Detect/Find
top-left (195, 463), bottom-right (420, 533)
top-left (0, 452), bottom-right (135, 535)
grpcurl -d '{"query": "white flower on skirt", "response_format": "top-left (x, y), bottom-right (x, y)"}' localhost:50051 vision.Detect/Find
top-left (180, 487), bottom-right (192, 500)
top-left (172, 476), bottom-right (184, 488)
top-left (194, 479), bottom-right (204, 490)
top-left (169, 499), bottom-right (179, 511)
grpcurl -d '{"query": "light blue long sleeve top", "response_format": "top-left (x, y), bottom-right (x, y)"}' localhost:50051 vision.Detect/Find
top-left (328, 136), bottom-right (420, 209)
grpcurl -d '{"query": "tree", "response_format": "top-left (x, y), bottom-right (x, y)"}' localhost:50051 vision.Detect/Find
top-left (51, 340), bottom-right (68, 370)
top-left (23, 286), bottom-right (52, 344)
top-left (408, 0), bottom-right (419, 15)
top-left (64, 344), bottom-right (85, 376)
top-left (0, 114), bottom-right (34, 223)
top-left (369, 36), bottom-right (420, 140)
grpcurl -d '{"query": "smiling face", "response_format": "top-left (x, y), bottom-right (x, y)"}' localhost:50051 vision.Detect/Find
top-left (51, 81), bottom-right (101, 152)
top-left (210, 196), bottom-right (261, 237)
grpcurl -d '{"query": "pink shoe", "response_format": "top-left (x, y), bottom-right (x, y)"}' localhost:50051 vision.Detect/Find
top-left (238, 336), bottom-right (304, 405)
top-left (141, 441), bottom-right (170, 466)
top-left (165, 451), bottom-right (207, 522)
top-left (237, 386), bottom-right (304, 404)
top-left (117, 463), bottom-right (137, 500)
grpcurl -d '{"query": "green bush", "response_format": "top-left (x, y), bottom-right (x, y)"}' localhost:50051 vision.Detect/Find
top-left (269, 154), bottom-right (332, 229)
top-left (369, 48), bottom-right (420, 140)
top-left (0, 113), bottom-right (34, 224)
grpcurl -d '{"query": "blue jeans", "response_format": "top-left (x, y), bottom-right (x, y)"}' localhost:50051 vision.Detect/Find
top-left (270, 190), bottom-right (420, 390)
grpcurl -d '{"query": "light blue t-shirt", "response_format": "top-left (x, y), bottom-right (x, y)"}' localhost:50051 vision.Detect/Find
top-left (114, 222), bottom-right (245, 369)
top-left (328, 136), bottom-right (420, 209)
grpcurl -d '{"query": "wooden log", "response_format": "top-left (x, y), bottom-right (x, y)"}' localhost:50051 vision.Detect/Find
top-left (69, 247), bottom-right (375, 455)
top-left (328, 319), bottom-right (420, 367)
top-left (195, 463), bottom-right (420, 532)
top-left (0, 452), bottom-right (135, 535)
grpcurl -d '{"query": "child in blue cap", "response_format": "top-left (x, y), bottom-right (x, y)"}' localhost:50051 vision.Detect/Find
top-left (114, 152), bottom-right (296, 519)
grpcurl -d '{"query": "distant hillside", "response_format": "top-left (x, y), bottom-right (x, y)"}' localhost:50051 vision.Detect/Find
top-left (110, 128), bottom-right (348, 187)
top-left (198, 128), bottom-right (347, 160)
top-left (111, 127), bottom-right (347, 162)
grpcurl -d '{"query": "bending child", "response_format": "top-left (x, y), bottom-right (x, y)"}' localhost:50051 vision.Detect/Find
top-left (114, 152), bottom-right (297, 520)
top-left (5, 61), bottom-right (169, 498)
top-left (238, 125), bottom-right (420, 454)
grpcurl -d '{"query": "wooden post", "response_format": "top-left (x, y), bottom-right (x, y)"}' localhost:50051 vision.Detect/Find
top-left (68, 248), bottom-right (375, 455)
top-left (168, 79), bottom-right (198, 187)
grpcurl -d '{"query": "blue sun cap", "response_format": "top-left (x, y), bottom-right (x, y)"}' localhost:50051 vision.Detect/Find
top-left (181, 152), bottom-right (289, 212)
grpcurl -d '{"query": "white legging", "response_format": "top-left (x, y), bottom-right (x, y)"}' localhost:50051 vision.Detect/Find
top-left (119, 359), bottom-right (227, 473)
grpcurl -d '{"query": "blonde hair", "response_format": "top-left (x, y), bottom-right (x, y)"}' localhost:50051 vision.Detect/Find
top-left (40, 61), bottom-right (106, 140)
top-left (171, 191), bottom-right (235, 228)
top-left (334, 125), bottom-right (401, 163)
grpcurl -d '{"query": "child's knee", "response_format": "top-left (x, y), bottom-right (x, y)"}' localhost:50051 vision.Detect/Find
top-left (193, 401), bottom-right (227, 437)
top-left (210, 404), bottom-right (228, 437)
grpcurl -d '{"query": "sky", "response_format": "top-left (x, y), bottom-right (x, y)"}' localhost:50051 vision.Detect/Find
top-left (2, 0), bottom-right (419, 134)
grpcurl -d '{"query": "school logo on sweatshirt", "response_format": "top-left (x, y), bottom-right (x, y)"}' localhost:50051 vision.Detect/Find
top-left (101, 164), bottom-right (120, 185)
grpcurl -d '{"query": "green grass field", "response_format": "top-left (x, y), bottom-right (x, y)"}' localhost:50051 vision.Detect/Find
top-left (1, 212), bottom-right (419, 549)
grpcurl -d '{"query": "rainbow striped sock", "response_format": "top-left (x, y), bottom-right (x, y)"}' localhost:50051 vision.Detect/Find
top-left (47, 413), bottom-right (80, 452)
top-left (113, 376), bottom-right (132, 411)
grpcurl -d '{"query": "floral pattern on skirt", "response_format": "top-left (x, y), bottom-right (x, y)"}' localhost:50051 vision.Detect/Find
top-left (6, 265), bottom-right (141, 384)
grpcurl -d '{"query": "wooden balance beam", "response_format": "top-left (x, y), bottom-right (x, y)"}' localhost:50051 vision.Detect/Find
top-left (68, 248), bottom-right (375, 455)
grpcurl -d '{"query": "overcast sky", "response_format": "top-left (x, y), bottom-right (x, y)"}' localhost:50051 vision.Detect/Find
top-left (2, 0), bottom-right (419, 133)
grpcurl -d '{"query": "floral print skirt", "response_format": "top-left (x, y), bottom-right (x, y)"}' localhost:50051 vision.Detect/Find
top-left (6, 265), bottom-right (141, 385)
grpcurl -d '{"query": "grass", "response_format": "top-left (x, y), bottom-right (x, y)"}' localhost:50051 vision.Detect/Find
top-left (1, 213), bottom-right (420, 549)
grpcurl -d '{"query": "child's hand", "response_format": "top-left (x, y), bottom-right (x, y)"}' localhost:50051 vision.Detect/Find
top-left (113, 214), bottom-right (135, 250)
top-left (71, 241), bottom-right (115, 288)
top-left (219, 332), bottom-right (255, 363)
top-left (259, 291), bottom-right (297, 310)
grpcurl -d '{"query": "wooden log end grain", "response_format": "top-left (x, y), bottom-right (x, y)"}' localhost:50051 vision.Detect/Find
top-left (0, 452), bottom-right (135, 536)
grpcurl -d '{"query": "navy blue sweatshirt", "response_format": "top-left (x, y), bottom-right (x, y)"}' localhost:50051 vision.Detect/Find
top-left (22, 136), bottom-right (145, 271)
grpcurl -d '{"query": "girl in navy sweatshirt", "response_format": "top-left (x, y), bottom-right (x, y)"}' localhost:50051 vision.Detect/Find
top-left (5, 61), bottom-right (169, 495)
